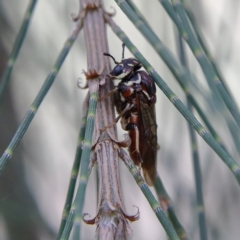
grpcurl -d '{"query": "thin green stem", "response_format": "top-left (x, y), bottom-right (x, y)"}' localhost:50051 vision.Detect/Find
top-left (160, 1), bottom-right (240, 154)
top-left (187, 96), bottom-right (226, 151)
top-left (125, 0), bottom-right (152, 30)
top-left (178, 34), bottom-right (208, 240)
top-left (159, 0), bottom-right (187, 40)
top-left (57, 93), bottom-right (89, 239)
top-left (0, 20), bottom-right (82, 174)
top-left (188, 102), bottom-right (208, 240)
top-left (59, 209), bottom-right (75, 240)
top-left (170, 0), bottom-right (240, 129)
top-left (106, 16), bottom-right (240, 185)
top-left (0, 0), bottom-right (38, 102)
top-left (113, 0), bottom-right (228, 153)
top-left (60, 81), bottom-right (98, 240)
top-left (119, 0), bottom-right (239, 159)
top-left (71, 89), bottom-right (97, 239)
top-left (160, 0), bottom-right (219, 101)
top-left (115, 0), bottom-right (180, 71)
top-left (154, 173), bottom-right (188, 240)
top-left (183, 2), bottom-right (234, 101)
top-left (182, 2), bottom-right (240, 154)
top-left (119, 149), bottom-right (180, 240)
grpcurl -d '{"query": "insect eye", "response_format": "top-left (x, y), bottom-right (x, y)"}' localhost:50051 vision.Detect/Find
top-left (112, 65), bottom-right (123, 76)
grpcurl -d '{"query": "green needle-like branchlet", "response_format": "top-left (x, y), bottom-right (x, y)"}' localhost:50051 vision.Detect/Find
top-left (57, 94), bottom-right (89, 239)
top-left (115, 0), bottom-right (179, 71)
top-left (0, 21), bottom-right (82, 174)
top-left (106, 16), bottom-right (240, 185)
top-left (71, 89), bottom-right (98, 239)
top-left (160, 0), bottom-right (187, 38)
top-left (170, 0), bottom-right (240, 129)
top-left (187, 102), bottom-right (208, 240)
top-left (114, 0), bottom-right (229, 154)
top-left (154, 173), bottom-right (188, 240)
top-left (125, 0), bottom-right (152, 30)
top-left (181, 3), bottom-right (240, 153)
top-left (60, 81), bottom-right (98, 240)
top-left (125, 0), bottom-right (232, 153)
top-left (119, 149), bottom-right (180, 240)
top-left (0, 0), bottom-right (38, 101)
top-left (178, 35), bottom-right (208, 240)
top-left (185, 8), bottom-right (237, 105)
top-left (183, 2), bottom-right (235, 101)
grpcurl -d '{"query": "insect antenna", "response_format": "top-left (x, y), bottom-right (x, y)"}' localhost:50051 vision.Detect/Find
top-left (103, 53), bottom-right (120, 64)
top-left (122, 43), bottom-right (125, 59)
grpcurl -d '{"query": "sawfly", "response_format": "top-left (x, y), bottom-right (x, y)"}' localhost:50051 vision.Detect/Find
top-left (103, 44), bottom-right (158, 186)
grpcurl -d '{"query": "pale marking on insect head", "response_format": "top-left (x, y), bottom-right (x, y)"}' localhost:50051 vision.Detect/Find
top-left (132, 59), bottom-right (139, 63)
top-left (127, 63), bottom-right (135, 67)
top-left (115, 71), bottom-right (129, 79)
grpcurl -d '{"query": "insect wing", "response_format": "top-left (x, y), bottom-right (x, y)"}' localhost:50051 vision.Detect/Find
top-left (138, 92), bottom-right (158, 185)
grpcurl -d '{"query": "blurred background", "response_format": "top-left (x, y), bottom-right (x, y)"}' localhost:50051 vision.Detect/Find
top-left (0, 0), bottom-right (240, 239)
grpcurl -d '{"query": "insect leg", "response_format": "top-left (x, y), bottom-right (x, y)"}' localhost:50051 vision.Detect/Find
top-left (125, 114), bottom-right (143, 166)
top-left (98, 87), bottom-right (118, 101)
top-left (99, 103), bottom-right (134, 132)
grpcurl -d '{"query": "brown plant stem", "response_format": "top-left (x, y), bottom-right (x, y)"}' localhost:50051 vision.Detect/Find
top-left (78, 0), bottom-right (138, 239)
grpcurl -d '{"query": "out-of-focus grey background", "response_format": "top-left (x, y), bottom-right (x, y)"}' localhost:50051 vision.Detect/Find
top-left (0, 0), bottom-right (240, 239)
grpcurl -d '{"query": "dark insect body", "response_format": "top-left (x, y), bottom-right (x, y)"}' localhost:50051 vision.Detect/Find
top-left (103, 44), bottom-right (158, 186)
